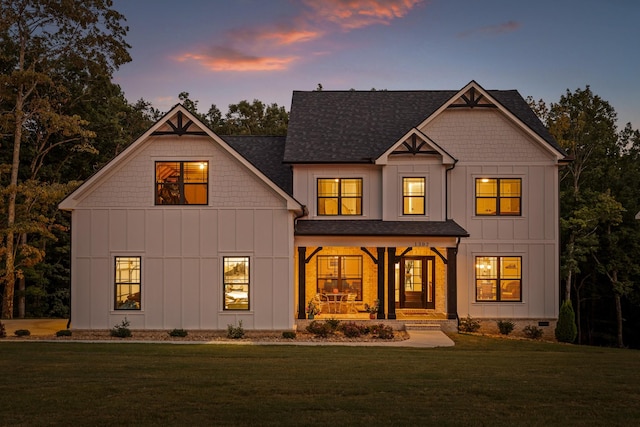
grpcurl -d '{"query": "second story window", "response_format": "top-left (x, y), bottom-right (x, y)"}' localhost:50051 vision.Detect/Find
top-left (317, 178), bottom-right (362, 216)
top-left (475, 178), bottom-right (521, 216)
top-left (156, 161), bottom-right (208, 205)
top-left (403, 177), bottom-right (425, 215)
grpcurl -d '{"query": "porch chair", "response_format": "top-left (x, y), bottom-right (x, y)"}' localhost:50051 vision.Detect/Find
top-left (313, 293), bottom-right (329, 314)
top-left (341, 293), bottom-right (358, 314)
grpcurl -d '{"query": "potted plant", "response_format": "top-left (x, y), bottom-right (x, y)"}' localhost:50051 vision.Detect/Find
top-left (306, 299), bottom-right (321, 319)
top-left (364, 299), bottom-right (380, 319)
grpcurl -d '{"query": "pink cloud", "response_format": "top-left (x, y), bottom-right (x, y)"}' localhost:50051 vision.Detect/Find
top-left (302, 0), bottom-right (425, 29)
top-left (457, 20), bottom-right (521, 38)
top-left (177, 48), bottom-right (297, 72)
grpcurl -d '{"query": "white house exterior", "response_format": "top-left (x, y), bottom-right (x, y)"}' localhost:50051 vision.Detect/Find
top-left (60, 81), bottom-right (567, 332)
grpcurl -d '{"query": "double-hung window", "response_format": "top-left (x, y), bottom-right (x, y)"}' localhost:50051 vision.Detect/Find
top-left (402, 177), bottom-right (425, 215)
top-left (223, 257), bottom-right (250, 310)
top-left (475, 256), bottom-right (522, 302)
top-left (156, 161), bottom-right (208, 205)
top-left (317, 178), bottom-right (362, 216)
top-left (115, 256), bottom-right (141, 310)
top-left (475, 178), bottom-right (521, 215)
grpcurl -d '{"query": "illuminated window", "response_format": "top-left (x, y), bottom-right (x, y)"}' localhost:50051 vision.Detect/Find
top-left (317, 255), bottom-right (362, 300)
top-left (115, 257), bottom-right (141, 310)
top-left (317, 178), bottom-right (362, 215)
top-left (403, 177), bottom-right (425, 215)
top-left (224, 257), bottom-right (250, 310)
top-left (475, 256), bottom-right (521, 302)
top-left (156, 161), bottom-right (208, 205)
top-left (475, 178), bottom-right (521, 215)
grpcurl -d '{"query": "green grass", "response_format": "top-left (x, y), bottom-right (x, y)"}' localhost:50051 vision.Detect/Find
top-left (1, 334), bottom-right (639, 426)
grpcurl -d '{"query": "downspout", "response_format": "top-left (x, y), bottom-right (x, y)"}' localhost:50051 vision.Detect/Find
top-left (445, 160), bottom-right (458, 220)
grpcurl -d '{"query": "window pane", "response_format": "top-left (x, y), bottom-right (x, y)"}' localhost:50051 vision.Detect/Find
top-left (500, 197), bottom-right (520, 215)
top-left (500, 179), bottom-right (521, 196)
top-left (318, 179), bottom-right (339, 197)
top-left (224, 257), bottom-right (249, 310)
top-left (403, 178), bottom-right (425, 215)
top-left (318, 198), bottom-right (338, 215)
top-left (184, 184), bottom-right (207, 204)
top-left (501, 257), bottom-right (521, 279)
top-left (115, 257), bottom-right (141, 310)
top-left (476, 179), bottom-right (497, 197)
top-left (475, 257), bottom-right (497, 278)
top-left (156, 161), bottom-right (208, 205)
top-left (476, 198), bottom-right (496, 215)
top-left (477, 280), bottom-right (497, 300)
top-left (183, 162), bottom-right (208, 183)
top-left (500, 280), bottom-right (521, 301)
top-left (341, 198), bottom-right (361, 215)
top-left (341, 179), bottom-right (361, 197)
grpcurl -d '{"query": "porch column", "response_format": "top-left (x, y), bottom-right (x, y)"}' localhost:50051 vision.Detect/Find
top-left (297, 247), bottom-right (306, 319)
top-left (386, 247), bottom-right (397, 319)
top-left (446, 247), bottom-right (458, 319)
top-left (376, 247), bottom-right (385, 320)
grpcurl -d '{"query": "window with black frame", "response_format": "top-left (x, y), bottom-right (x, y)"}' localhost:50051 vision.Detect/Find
top-left (223, 257), bottom-right (250, 310)
top-left (475, 178), bottom-right (521, 215)
top-left (316, 255), bottom-right (362, 300)
top-left (115, 256), bottom-right (141, 310)
top-left (156, 161), bottom-right (208, 205)
top-left (403, 177), bottom-right (425, 215)
top-left (475, 256), bottom-right (522, 302)
top-left (317, 178), bottom-right (362, 215)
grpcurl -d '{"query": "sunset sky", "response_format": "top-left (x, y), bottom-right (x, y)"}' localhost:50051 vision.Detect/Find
top-left (112, 0), bottom-right (639, 130)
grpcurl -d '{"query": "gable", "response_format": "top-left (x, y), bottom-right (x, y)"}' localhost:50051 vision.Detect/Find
top-left (59, 106), bottom-right (301, 211)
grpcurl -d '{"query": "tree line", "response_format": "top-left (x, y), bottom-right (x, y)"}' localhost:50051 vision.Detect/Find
top-left (1, 1), bottom-right (639, 348)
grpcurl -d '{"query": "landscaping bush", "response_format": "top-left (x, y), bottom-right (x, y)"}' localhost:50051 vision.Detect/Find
top-left (169, 328), bottom-right (188, 337)
top-left (325, 318), bottom-right (341, 332)
top-left (56, 329), bottom-right (72, 337)
top-left (497, 320), bottom-right (515, 335)
top-left (227, 321), bottom-right (245, 339)
top-left (306, 320), bottom-right (333, 338)
top-left (370, 323), bottom-right (394, 339)
top-left (458, 315), bottom-right (481, 333)
top-left (555, 300), bottom-right (577, 343)
top-left (523, 325), bottom-right (544, 339)
top-left (110, 318), bottom-right (132, 338)
top-left (14, 329), bottom-right (31, 337)
top-left (340, 322), bottom-right (365, 338)
top-left (282, 331), bottom-right (296, 339)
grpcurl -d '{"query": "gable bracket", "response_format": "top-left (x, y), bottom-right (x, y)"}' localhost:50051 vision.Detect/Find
top-left (152, 111), bottom-right (208, 136)
top-left (448, 87), bottom-right (497, 109)
top-left (360, 247), bottom-right (379, 265)
top-left (305, 247), bottom-right (323, 264)
top-left (430, 247), bottom-right (448, 265)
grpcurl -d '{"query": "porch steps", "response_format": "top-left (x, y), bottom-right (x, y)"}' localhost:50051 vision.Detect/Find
top-left (404, 323), bottom-right (442, 331)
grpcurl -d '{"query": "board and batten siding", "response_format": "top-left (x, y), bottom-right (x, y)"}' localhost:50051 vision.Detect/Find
top-left (70, 136), bottom-right (295, 330)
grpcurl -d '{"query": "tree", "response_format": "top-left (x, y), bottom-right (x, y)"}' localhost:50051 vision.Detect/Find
top-left (0, 0), bottom-right (131, 318)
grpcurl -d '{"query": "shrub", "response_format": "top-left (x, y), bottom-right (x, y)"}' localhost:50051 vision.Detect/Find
top-left (56, 329), bottom-right (72, 337)
top-left (325, 318), bottom-right (341, 331)
top-left (110, 318), bottom-right (132, 338)
top-left (340, 322), bottom-right (365, 338)
top-left (227, 321), bottom-right (245, 339)
top-left (169, 328), bottom-right (188, 337)
top-left (497, 320), bottom-right (515, 335)
top-left (458, 315), bottom-right (481, 333)
top-left (555, 300), bottom-right (577, 343)
top-left (0, 321), bottom-right (5, 338)
top-left (306, 320), bottom-right (333, 338)
top-left (14, 329), bottom-right (31, 337)
top-left (282, 331), bottom-right (296, 339)
top-left (370, 323), bottom-right (394, 339)
top-left (523, 325), bottom-right (543, 339)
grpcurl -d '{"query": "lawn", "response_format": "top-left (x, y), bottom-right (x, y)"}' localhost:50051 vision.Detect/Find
top-left (1, 334), bottom-right (639, 426)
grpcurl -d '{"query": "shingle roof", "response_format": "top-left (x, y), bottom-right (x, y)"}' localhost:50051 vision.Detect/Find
top-left (295, 219), bottom-right (469, 237)
top-left (221, 135), bottom-right (292, 194)
top-left (284, 89), bottom-right (564, 163)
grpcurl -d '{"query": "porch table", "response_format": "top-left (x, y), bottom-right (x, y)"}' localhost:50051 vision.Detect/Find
top-left (323, 293), bottom-right (347, 313)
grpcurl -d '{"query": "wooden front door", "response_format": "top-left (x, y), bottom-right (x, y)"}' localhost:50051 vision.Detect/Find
top-left (399, 256), bottom-right (435, 309)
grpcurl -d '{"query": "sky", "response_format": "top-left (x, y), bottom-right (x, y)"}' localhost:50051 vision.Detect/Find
top-left (112, 0), bottom-right (640, 130)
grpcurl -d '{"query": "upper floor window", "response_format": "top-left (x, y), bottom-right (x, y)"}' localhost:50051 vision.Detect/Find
top-left (224, 257), bottom-right (250, 310)
top-left (156, 161), bottom-right (208, 205)
top-left (115, 256), bottom-right (141, 310)
top-left (475, 178), bottom-right (521, 216)
top-left (317, 178), bottom-right (362, 216)
top-left (475, 256), bottom-right (521, 302)
top-left (403, 177), bottom-right (425, 215)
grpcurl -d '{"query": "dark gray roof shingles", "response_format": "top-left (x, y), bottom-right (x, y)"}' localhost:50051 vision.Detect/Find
top-left (295, 219), bottom-right (469, 237)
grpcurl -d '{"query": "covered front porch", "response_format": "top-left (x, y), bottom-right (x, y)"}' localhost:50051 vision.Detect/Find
top-left (294, 219), bottom-right (468, 322)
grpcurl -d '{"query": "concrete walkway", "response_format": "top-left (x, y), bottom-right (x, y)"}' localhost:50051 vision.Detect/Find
top-left (1, 319), bottom-right (455, 348)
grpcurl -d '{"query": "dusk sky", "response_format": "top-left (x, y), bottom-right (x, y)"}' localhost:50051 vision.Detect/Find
top-left (112, 0), bottom-right (639, 130)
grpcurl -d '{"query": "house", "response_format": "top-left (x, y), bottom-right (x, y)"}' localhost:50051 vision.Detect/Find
top-left (59, 81), bottom-right (568, 332)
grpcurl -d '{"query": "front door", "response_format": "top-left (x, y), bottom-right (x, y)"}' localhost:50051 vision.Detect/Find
top-left (398, 256), bottom-right (435, 309)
